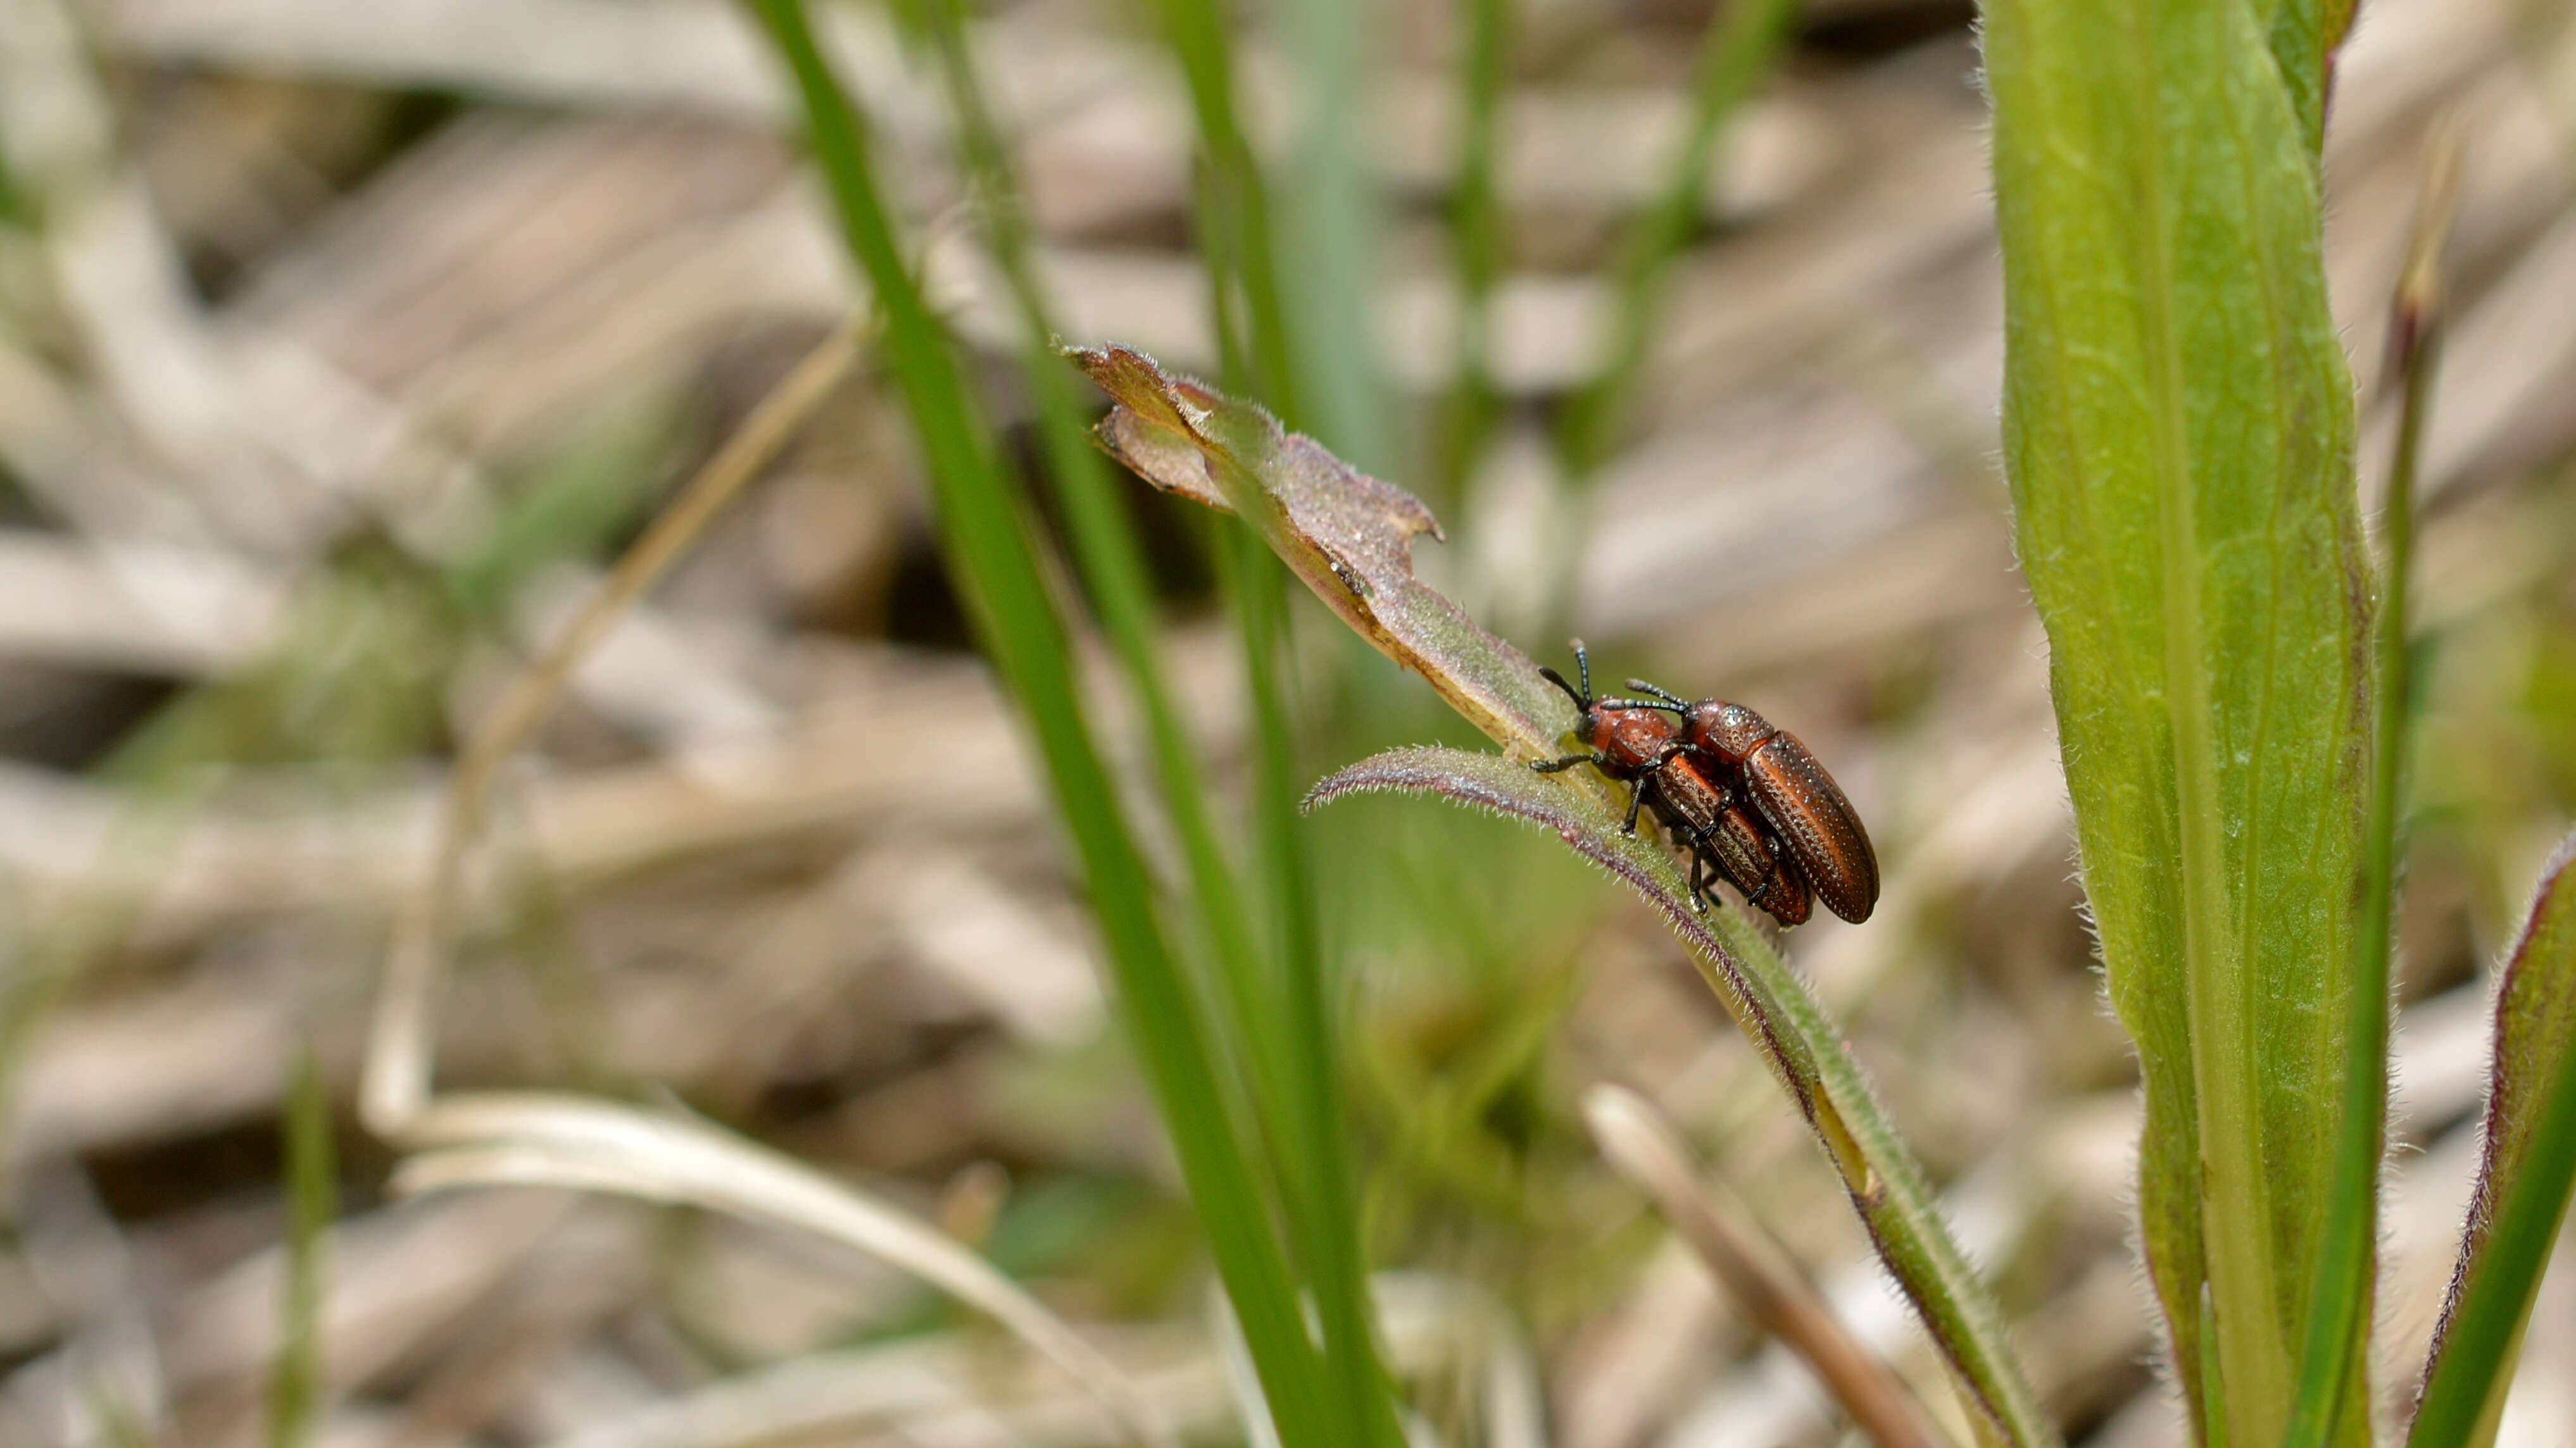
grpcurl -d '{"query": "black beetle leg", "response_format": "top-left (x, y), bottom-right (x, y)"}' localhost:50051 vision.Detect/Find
top-left (1628, 741), bottom-right (1690, 837)
top-left (1688, 849), bottom-right (1711, 913)
top-left (1531, 753), bottom-right (1602, 773)
top-left (1743, 833), bottom-right (1790, 911)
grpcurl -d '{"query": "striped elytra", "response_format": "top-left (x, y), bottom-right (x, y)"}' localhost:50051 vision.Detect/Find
top-left (1534, 642), bottom-right (1818, 926)
top-left (1611, 687), bottom-right (1881, 925)
top-left (1643, 747), bottom-right (1814, 927)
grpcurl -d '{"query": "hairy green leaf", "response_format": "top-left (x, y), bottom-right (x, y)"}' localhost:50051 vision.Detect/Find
top-left (1079, 346), bottom-right (2057, 1447)
top-left (2256, 0), bottom-right (2363, 151)
top-left (2411, 835), bottom-right (2576, 1448)
top-left (1982, 1), bottom-right (2368, 1442)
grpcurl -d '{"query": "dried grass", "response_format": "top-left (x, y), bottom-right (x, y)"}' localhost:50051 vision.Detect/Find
top-left (0, 0), bottom-right (2570, 1444)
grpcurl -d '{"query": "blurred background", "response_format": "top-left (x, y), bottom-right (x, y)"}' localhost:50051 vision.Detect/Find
top-left (0, 0), bottom-right (2572, 1444)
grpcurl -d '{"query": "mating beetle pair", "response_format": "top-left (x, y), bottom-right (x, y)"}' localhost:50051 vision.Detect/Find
top-left (1533, 642), bottom-right (1880, 927)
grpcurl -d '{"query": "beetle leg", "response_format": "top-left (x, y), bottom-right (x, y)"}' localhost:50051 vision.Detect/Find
top-left (1638, 740), bottom-right (1699, 836)
top-left (1623, 778), bottom-right (1649, 835)
top-left (1531, 753), bottom-right (1602, 773)
top-left (1743, 868), bottom-right (1775, 909)
top-left (1688, 849), bottom-right (1711, 913)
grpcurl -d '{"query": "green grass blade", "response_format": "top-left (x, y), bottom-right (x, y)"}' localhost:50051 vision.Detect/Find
top-left (1556, 0), bottom-right (1796, 477)
top-left (267, 1043), bottom-right (334, 1448)
top-left (1222, 528), bottom-right (1402, 1448)
top-left (1148, 0), bottom-right (1301, 420)
top-left (1271, 0), bottom-right (1391, 471)
top-left (2409, 835), bottom-right (2576, 1448)
top-left (914, 12), bottom-right (1400, 1443)
top-left (1981, 0), bottom-right (2368, 1442)
top-left (2285, 138), bottom-right (2459, 1448)
top-left (1434, 0), bottom-right (1513, 502)
top-left (912, 0), bottom-right (1270, 1113)
top-left (739, 6), bottom-right (1335, 1439)
top-left (1134, 10), bottom-right (1397, 1434)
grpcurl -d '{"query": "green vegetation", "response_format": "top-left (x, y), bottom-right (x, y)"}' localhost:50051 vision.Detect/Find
top-left (744, 3), bottom-right (1399, 1442)
top-left (723, 0), bottom-right (2576, 1440)
top-left (13, 0), bottom-right (2573, 1443)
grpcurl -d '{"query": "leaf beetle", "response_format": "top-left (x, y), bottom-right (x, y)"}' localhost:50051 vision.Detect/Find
top-left (1614, 678), bottom-right (1881, 924)
top-left (1533, 642), bottom-right (1814, 925)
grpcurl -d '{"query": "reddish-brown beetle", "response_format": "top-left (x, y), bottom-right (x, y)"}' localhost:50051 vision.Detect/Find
top-left (1648, 747), bottom-right (1814, 925)
top-left (1531, 640), bottom-right (1683, 836)
top-left (1533, 643), bottom-right (1813, 925)
top-left (1614, 680), bottom-right (1880, 924)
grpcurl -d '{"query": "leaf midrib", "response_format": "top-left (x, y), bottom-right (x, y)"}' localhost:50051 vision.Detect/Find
top-left (2130, 16), bottom-right (2292, 1445)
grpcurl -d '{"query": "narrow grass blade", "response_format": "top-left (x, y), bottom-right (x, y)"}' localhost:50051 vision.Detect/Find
top-left (1138, 51), bottom-right (1385, 1346)
top-left (1146, 0), bottom-right (1300, 419)
top-left (1433, 0), bottom-right (1514, 502)
top-left (1222, 527), bottom-right (1400, 1448)
top-left (2286, 128), bottom-right (2461, 1448)
top-left (2409, 835), bottom-right (2576, 1448)
top-left (913, 0), bottom-right (1274, 1109)
top-left (1122, 39), bottom-right (1386, 1383)
top-left (916, 11), bottom-right (1399, 1444)
top-left (1556, 0), bottom-right (1796, 476)
top-left (390, 1092), bottom-right (1175, 1448)
top-left (1271, 0), bottom-right (1390, 471)
top-left (1982, 0), bottom-right (2367, 1440)
top-left (738, 9), bottom-right (1339, 1440)
top-left (1584, 1085), bottom-right (1946, 1448)
top-left (265, 1044), bottom-right (333, 1448)
top-left (1076, 346), bottom-right (2053, 1445)
top-left (914, 0), bottom-right (1248, 915)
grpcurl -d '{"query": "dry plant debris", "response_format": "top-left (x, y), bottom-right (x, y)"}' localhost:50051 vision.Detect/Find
top-left (0, 0), bottom-right (2570, 1444)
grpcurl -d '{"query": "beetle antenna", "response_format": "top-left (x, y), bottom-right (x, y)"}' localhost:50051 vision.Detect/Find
top-left (1567, 639), bottom-right (1593, 702)
top-left (1623, 678), bottom-right (1691, 709)
top-left (1597, 695), bottom-right (1682, 716)
top-left (1538, 666), bottom-right (1586, 709)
